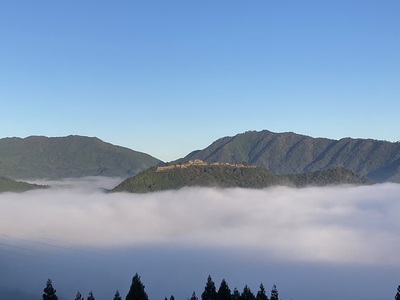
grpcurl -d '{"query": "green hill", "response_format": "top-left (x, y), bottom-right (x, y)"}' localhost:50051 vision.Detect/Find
top-left (112, 160), bottom-right (371, 193)
top-left (0, 176), bottom-right (48, 192)
top-left (0, 135), bottom-right (162, 179)
top-left (178, 130), bottom-right (400, 183)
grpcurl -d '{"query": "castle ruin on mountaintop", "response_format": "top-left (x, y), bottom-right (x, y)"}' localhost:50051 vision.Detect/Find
top-left (156, 159), bottom-right (256, 172)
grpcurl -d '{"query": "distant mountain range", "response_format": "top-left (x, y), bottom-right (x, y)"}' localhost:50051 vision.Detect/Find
top-left (112, 160), bottom-right (371, 193)
top-left (0, 130), bottom-right (399, 186)
top-left (0, 135), bottom-right (161, 179)
top-left (179, 130), bottom-right (400, 183)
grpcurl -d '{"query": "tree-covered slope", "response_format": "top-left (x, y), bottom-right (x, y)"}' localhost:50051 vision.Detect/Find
top-left (112, 161), bottom-right (370, 193)
top-left (0, 135), bottom-right (162, 179)
top-left (179, 130), bottom-right (400, 183)
top-left (0, 176), bottom-right (48, 192)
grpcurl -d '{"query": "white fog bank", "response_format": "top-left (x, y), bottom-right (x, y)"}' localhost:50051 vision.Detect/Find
top-left (1, 179), bottom-right (400, 300)
top-left (2, 180), bottom-right (400, 265)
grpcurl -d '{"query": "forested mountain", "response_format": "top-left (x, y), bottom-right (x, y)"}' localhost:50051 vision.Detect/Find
top-left (112, 160), bottom-right (370, 193)
top-left (178, 130), bottom-right (400, 183)
top-left (0, 176), bottom-right (47, 192)
top-left (0, 135), bottom-right (162, 179)
top-left (1, 131), bottom-right (399, 183)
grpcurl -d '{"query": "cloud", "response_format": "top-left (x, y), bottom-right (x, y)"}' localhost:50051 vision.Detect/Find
top-left (1, 179), bottom-right (400, 300)
top-left (1, 179), bottom-right (400, 265)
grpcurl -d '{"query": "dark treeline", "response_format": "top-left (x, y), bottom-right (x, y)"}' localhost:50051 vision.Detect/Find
top-left (42, 274), bottom-right (281, 300)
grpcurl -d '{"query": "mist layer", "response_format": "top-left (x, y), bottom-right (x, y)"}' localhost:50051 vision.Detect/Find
top-left (1, 178), bottom-right (399, 300)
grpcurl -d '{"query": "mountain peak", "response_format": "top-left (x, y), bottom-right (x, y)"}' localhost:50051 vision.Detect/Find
top-left (0, 135), bottom-right (162, 179)
top-left (178, 130), bottom-right (400, 183)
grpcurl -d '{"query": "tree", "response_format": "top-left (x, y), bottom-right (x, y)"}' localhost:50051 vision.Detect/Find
top-left (87, 291), bottom-right (95, 300)
top-left (256, 284), bottom-right (268, 300)
top-left (43, 279), bottom-right (58, 300)
top-left (217, 279), bottom-right (231, 300)
top-left (74, 292), bottom-right (83, 300)
top-left (170, 295), bottom-right (175, 300)
top-left (395, 285), bottom-right (400, 300)
top-left (126, 273), bottom-right (149, 300)
top-left (113, 291), bottom-right (122, 300)
top-left (202, 275), bottom-right (217, 300)
top-left (240, 285), bottom-right (255, 300)
top-left (270, 285), bottom-right (278, 300)
top-left (190, 291), bottom-right (199, 300)
top-left (231, 288), bottom-right (241, 300)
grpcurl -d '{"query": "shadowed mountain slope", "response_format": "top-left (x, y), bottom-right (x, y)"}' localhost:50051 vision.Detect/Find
top-left (0, 135), bottom-right (162, 179)
top-left (178, 130), bottom-right (400, 183)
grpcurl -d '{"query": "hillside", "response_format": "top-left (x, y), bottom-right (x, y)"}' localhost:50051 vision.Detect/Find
top-left (179, 130), bottom-right (400, 183)
top-left (0, 135), bottom-right (162, 179)
top-left (112, 160), bottom-right (371, 193)
top-left (0, 176), bottom-right (48, 192)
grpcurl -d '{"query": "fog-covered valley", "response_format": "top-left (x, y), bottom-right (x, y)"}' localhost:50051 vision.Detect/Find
top-left (1, 178), bottom-right (399, 300)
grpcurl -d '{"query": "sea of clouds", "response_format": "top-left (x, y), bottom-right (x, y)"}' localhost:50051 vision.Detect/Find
top-left (1, 178), bottom-right (399, 300)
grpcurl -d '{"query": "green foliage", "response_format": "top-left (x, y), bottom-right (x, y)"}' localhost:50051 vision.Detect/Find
top-left (112, 163), bottom-right (371, 193)
top-left (0, 135), bottom-right (162, 179)
top-left (74, 291), bottom-right (83, 300)
top-left (179, 130), bottom-right (400, 183)
top-left (42, 279), bottom-right (58, 300)
top-left (126, 273), bottom-right (149, 300)
top-left (112, 165), bottom-right (280, 193)
top-left (286, 167), bottom-right (372, 187)
top-left (2, 130), bottom-right (398, 182)
top-left (0, 176), bottom-right (48, 192)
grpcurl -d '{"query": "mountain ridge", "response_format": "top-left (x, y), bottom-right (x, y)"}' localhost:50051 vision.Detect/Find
top-left (178, 130), bottom-right (400, 183)
top-left (0, 135), bottom-right (162, 179)
top-left (112, 159), bottom-right (371, 193)
top-left (1, 130), bottom-right (399, 183)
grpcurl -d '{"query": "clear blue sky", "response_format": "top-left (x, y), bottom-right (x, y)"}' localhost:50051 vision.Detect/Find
top-left (1, 1), bottom-right (399, 161)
